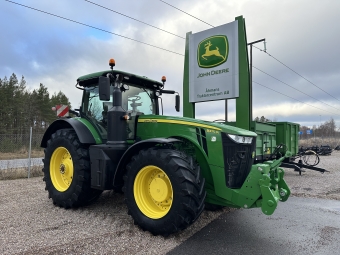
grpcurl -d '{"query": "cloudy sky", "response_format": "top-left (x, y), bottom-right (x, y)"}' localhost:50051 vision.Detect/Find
top-left (1, 0), bottom-right (340, 128)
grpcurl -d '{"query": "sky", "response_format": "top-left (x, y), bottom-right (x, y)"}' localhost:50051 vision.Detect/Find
top-left (1, 0), bottom-right (340, 129)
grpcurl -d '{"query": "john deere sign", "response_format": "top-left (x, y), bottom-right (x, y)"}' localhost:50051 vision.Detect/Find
top-left (188, 21), bottom-right (239, 103)
top-left (197, 35), bottom-right (228, 68)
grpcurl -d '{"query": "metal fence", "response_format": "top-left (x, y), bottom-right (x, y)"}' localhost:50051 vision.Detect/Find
top-left (0, 128), bottom-right (44, 180)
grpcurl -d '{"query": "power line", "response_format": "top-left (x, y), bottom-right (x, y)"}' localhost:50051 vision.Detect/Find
top-left (253, 45), bottom-right (340, 102)
top-left (4, 0), bottom-right (184, 56)
top-left (84, 0), bottom-right (185, 39)
top-left (6, 0), bottom-right (339, 118)
top-left (253, 66), bottom-right (340, 112)
top-left (157, 1), bottom-right (340, 117)
top-left (253, 81), bottom-right (340, 117)
top-left (159, 0), bottom-right (215, 27)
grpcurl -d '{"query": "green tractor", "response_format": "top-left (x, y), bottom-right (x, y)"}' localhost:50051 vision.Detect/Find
top-left (41, 59), bottom-right (291, 236)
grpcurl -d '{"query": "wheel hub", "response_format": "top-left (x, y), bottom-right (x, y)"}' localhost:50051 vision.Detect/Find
top-left (59, 164), bottom-right (66, 174)
top-left (149, 176), bottom-right (169, 202)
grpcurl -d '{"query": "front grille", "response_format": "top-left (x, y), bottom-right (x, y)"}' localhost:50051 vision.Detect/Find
top-left (221, 133), bottom-right (256, 189)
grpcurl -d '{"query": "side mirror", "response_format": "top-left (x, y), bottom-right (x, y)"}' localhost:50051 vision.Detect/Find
top-left (175, 94), bottom-right (180, 112)
top-left (98, 76), bottom-right (110, 101)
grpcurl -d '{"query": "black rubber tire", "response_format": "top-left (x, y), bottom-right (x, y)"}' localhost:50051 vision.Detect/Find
top-left (43, 129), bottom-right (102, 208)
top-left (123, 147), bottom-right (206, 236)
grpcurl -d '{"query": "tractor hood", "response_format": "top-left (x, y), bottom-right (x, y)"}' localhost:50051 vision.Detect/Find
top-left (138, 115), bottom-right (257, 137)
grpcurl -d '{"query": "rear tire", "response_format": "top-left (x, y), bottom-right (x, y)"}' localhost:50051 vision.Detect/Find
top-left (43, 129), bottom-right (102, 208)
top-left (123, 147), bottom-right (206, 236)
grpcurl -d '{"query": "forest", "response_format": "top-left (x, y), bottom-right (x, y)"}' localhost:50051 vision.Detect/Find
top-left (0, 73), bottom-right (71, 134)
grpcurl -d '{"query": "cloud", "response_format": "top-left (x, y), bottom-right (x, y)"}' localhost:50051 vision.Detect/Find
top-left (1, 0), bottom-right (340, 128)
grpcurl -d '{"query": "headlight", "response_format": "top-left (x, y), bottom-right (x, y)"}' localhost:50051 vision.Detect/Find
top-left (228, 134), bottom-right (253, 144)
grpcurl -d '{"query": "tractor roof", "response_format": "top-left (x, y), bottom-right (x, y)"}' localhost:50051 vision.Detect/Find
top-left (77, 70), bottom-right (164, 90)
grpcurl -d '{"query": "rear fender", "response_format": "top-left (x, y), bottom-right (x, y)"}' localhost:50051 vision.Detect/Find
top-left (40, 118), bottom-right (99, 148)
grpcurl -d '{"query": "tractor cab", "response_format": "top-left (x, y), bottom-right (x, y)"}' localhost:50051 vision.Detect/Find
top-left (80, 78), bottom-right (157, 140)
top-left (76, 59), bottom-right (178, 141)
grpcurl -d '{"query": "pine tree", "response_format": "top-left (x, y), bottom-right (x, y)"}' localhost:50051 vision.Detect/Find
top-left (0, 74), bottom-right (71, 134)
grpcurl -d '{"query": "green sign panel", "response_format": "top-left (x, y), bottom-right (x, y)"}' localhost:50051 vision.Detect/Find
top-left (197, 35), bottom-right (229, 68)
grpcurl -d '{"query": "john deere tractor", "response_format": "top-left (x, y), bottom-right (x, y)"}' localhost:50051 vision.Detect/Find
top-left (41, 59), bottom-right (291, 236)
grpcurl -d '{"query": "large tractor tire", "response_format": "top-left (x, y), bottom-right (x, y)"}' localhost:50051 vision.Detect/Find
top-left (123, 147), bottom-right (206, 236)
top-left (43, 129), bottom-right (102, 208)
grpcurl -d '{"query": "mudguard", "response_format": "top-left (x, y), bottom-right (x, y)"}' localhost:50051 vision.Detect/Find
top-left (40, 118), bottom-right (97, 148)
top-left (113, 138), bottom-right (181, 188)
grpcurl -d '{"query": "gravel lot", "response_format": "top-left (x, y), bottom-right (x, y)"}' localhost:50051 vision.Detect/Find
top-left (0, 151), bottom-right (339, 255)
top-left (284, 150), bottom-right (340, 201)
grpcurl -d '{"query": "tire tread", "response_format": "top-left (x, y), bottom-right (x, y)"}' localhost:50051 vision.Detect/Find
top-left (43, 129), bottom-right (102, 208)
top-left (123, 147), bottom-right (206, 236)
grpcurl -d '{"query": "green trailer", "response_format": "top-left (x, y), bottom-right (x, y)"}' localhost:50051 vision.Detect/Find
top-left (271, 122), bottom-right (299, 156)
top-left (249, 121), bottom-right (299, 163)
top-left (250, 121), bottom-right (277, 162)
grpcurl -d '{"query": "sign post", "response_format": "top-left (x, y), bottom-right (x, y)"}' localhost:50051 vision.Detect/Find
top-left (188, 23), bottom-right (239, 103)
top-left (183, 16), bottom-right (251, 130)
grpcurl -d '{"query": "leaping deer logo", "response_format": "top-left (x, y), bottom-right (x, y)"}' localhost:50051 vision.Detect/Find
top-left (201, 41), bottom-right (225, 61)
top-left (197, 35), bottom-right (228, 68)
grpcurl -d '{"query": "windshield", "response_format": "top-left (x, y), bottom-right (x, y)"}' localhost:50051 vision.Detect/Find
top-left (82, 84), bottom-right (156, 140)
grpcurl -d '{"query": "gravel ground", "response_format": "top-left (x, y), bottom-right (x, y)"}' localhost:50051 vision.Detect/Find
top-left (0, 151), bottom-right (339, 255)
top-left (284, 150), bottom-right (340, 200)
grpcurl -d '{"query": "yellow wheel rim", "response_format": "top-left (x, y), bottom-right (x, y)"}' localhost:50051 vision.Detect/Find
top-left (134, 165), bottom-right (173, 219)
top-left (50, 147), bottom-right (74, 192)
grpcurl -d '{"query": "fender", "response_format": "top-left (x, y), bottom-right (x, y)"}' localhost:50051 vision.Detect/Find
top-left (113, 138), bottom-right (181, 188)
top-left (40, 118), bottom-right (97, 148)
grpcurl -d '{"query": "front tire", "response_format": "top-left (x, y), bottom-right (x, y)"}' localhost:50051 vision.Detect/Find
top-left (43, 129), bottom-right (102, 208)
top-left (123, 147), bottom-right (206, 236)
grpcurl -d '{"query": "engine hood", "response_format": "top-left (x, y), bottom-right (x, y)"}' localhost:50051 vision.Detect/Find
top-left (138, 115), bottom-right (257, 137)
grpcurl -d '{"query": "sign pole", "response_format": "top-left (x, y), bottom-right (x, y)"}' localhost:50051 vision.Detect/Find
top-left (183, 32), bottom-right (195, 118)
top-left (183, 16), bottom-right (246, 126)
top-left (235, 16), bottom-right (251, 130)
top-left (225, 100), bottom-right (228, 122)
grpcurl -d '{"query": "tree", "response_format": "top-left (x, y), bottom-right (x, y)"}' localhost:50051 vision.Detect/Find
top-left (254, 116), bottom-right (272, 122)
top-left (0, 74), bottom-right (71, 134)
